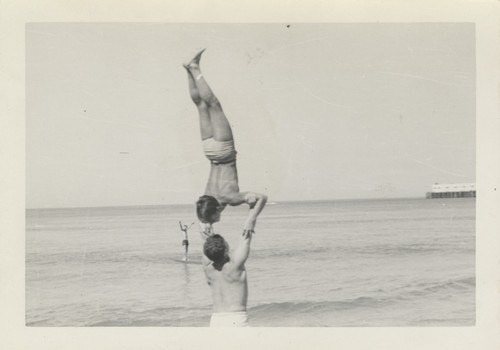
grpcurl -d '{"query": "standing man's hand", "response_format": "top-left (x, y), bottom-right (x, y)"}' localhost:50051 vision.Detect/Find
top-left (243, 194), bottom-right (268, 231)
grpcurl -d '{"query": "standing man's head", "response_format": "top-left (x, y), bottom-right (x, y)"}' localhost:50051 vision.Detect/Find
top-left (203, 234), bottom-right (229, 263)
top-left (197, 195), bottom-right (222, 223)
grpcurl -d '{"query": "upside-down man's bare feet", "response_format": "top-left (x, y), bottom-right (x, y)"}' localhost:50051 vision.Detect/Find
top-left (183, 48), bottom-right (206, 70)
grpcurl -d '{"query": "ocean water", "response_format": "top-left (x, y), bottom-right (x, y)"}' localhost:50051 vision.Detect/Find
top-left (26, 198), bottom-right (475, 327)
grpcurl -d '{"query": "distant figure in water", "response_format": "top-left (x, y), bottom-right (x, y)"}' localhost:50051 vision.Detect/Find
top-left (183, 48), bottom-right (267, 232)
top-left (179, 221), bottom-right (194, 261)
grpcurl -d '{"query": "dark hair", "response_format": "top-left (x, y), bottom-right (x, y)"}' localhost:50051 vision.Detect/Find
top-left (196, 195), bottom-right (221, 223)
top-left (203, 234), bottom-right (227, 262)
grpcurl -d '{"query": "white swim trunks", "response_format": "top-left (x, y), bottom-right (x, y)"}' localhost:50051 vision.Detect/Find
top-left (202, 138), bottom-right (237, 164)
top-left (209, 311), bottom-right (249, 327)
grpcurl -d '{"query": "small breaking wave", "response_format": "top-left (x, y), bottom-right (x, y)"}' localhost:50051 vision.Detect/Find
top-left (250, 296), bottom-right (387, 316)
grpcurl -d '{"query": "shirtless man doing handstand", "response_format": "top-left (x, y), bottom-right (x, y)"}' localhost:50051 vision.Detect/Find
top-left (183, 49), bottom-right (268, 326)
top-left (183, 49), bottom-right (267, 228)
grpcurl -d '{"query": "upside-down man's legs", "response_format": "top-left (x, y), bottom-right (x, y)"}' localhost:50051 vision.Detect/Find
top-left (184, 49), bottom-right (234, 142)
top-left (185, 66), bottom-right (213, 141)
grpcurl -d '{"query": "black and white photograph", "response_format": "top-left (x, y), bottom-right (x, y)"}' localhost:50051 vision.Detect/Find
top-left (2, 0), bottom-right (500, 349)
top-left (25, 22), bottom-right (476, 327)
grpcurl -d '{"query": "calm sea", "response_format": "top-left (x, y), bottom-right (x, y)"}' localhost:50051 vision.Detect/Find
top-left (26, 198), bottom-right (475, 327)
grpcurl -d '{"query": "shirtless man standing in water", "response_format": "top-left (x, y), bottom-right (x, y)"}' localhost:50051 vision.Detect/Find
top-left (183, 49), bottom-right (268, 326)
top-left (183, 49), bottom-right (267, 229)
top-left (200, 189), bottom-right (267, 327)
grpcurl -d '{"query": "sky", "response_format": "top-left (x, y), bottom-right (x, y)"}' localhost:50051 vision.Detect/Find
top-left (26, 23), bottom-right (476, 208)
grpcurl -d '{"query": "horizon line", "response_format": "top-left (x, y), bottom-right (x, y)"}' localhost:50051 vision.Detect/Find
top-left (24, 195), bottom-right (440, 211)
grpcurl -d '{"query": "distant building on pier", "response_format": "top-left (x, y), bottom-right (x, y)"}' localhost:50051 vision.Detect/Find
top-left (426, 183), bottom-right (476, 199)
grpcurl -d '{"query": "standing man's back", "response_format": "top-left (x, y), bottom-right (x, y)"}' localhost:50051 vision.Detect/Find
top-left (200, 193), bottom-right (267, 327)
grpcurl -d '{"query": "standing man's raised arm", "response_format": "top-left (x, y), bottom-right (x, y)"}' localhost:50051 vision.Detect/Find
top-left (243, 194), bottom-right (268, 230)
top-left (231, 194), bottom-right (268, 268)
